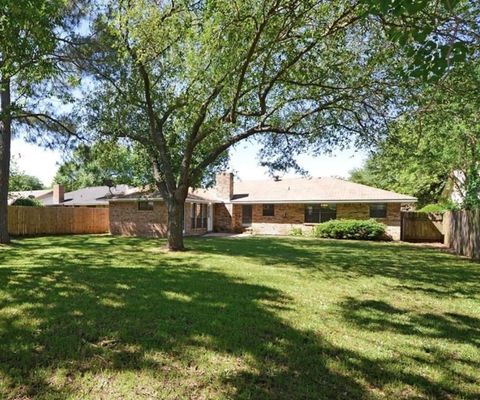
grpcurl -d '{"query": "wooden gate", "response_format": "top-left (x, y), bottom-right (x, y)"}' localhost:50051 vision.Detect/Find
top-left (400, 212), bottom-right (444, 242)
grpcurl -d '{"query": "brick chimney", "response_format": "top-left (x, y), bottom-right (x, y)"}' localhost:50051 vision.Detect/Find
top-left (215, 172), bottom-right (234, 200)
top-left (53, 184), bottom-right (65, 204)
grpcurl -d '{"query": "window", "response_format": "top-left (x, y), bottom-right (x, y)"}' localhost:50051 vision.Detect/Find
top-left (305, 205), bottom-right (320, 223)
top-left (138, 201), bottom-right (154, 211)
top-left (319, 204), bottom-right (337, 222)
top-left (191, 203), bottom-right (208, 229)
top-left (304, 204), bottom-right (336, 223)
top-left (370, 203), bottom-right (387, 218)
top-left (262, 204), bottom-right (275, 217)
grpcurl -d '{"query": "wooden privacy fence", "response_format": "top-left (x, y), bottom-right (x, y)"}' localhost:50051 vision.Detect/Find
top-left (8, 206), bottom-right (110, 236)
top-left (444, 210), bottom-right (480, 260)
top-left (400, 212), bottom-right (444, 242)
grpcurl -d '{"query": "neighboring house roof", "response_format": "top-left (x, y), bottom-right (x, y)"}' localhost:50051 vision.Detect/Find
top-left (109, 176), bottom-right (417, 204)
top-left (231, 177), bottom-right (417, 204)
top-left (8, 189), bottom-right (53, 205)
top-left (43, 185), bottom-right (133, 206)
top-left (9, 185), bottom-right (134, 206)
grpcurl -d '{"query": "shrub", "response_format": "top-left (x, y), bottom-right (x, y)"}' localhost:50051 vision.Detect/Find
top-left (418, 201), bottom-right (459, 213)
top-left (290, 227), bottom-right (303, 236)
top-left (313, 219), bottom-right (386, 241)
top-left (12, 197), bottom-right (43, 207)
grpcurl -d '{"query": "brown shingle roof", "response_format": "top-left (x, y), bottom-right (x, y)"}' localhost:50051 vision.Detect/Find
top-left (231, 177), bottom-right (416, 203)
top-left (109, 176), bottom-right (417, 204)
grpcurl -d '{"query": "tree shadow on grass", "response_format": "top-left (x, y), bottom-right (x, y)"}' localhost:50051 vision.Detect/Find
top-left (339, 297), bottom-right (480, 399)
top-left (1, 235), bottom-right (479, 399)
top-left (191, 236), bottom-right (480, 299)
top-left (341, 298), bottom-right (480, 347)
top-left (0, 251), bottom-right (368, 399)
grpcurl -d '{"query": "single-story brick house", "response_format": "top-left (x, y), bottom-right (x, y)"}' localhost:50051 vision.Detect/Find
top-left (109, 173), bottom-right (417, 239)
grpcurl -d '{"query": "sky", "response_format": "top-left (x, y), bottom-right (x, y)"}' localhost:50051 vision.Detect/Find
top-left (11, 138), bottom-right (367, 187)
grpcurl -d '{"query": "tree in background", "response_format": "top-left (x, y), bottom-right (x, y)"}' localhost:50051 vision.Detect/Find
top-left (11, 197), bottom-right (43, 207)
top-left (0, 0), bottom-right (82, 243)
top-left (350, 62), bottom-right (480, 209)
top-left (349, 153), bottom-right (450, 207)
top-left (9, 160), bottom-right (44, 191)
top-left (53, 141), bottom-right (151, 191)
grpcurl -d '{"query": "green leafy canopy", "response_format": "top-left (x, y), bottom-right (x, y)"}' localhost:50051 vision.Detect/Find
top-left (53, 141), bottom-right (152, 191)
top-left (350, 62), bottom-right (480, 209)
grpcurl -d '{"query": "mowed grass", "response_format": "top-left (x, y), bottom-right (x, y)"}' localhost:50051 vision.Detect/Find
top-left (0, 235), bottom-right (479, 400)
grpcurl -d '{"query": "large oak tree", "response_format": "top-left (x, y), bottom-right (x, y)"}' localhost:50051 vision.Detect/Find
top-left (74, 0), bottom-right (405, 250)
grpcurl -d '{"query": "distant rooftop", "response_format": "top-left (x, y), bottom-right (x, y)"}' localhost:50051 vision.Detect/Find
top-left (9, 185), bottom-right (134, 206)
top-left (43, 185), bottom-right (132, 206)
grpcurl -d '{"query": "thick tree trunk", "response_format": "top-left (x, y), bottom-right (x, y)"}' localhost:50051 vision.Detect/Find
top-left (0, 77), bottom-right (11, 244)
top-left (166, 198), bottom-right (185, 251)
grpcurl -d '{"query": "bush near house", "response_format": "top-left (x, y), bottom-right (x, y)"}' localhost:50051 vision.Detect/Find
top-left (313, 219), bottom-right (386, 240)
top-left (11, 197), bottom-right (43, 207)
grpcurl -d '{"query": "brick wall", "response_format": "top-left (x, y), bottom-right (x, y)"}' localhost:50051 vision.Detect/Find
top-left (221, 202), bottom-right (402, 237)
top-left (229, 203), bottom-right (308, 235)
top-left (337, 203), bottom-right (401, 226)
top-left (110, 201), bottom-right (207, 237)
top-left (213, 203), bottom-right (233, 231)
top-left (109, 201), bottom-right (168, 237)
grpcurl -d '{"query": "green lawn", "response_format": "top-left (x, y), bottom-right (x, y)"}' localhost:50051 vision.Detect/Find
top-left (0, 235), bottom-right (479, 399)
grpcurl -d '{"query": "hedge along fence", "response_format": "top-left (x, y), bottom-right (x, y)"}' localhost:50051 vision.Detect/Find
top-left (8, 206), bottom-right (110, 236)
top-left (444, 210), bottom-right (480, 260)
